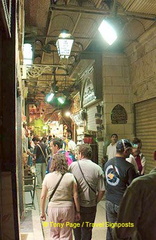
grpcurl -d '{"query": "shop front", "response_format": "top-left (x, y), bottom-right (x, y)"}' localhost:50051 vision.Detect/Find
top-left (80, 64), bottom-right (103, 165)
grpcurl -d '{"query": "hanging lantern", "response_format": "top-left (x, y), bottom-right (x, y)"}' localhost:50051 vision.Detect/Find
top-left (56, 30), bottom-right (74, 59)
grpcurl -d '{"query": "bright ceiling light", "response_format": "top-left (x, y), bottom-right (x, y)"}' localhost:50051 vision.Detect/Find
top-left (58, 96), bottom-right (66, 104)
top-left (23, 43), bottom-right (33, 64)
top-left (46, 92), bottom-right (54, 103)
top-left (56, 30), bottom-right (74, 59)
top-left (98, 19), bottom-right (118, 45)
top-left (65, 111), bottom-right (71, 117)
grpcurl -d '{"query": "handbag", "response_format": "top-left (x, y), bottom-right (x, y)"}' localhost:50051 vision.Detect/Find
top-left (46, 174), bottom-right (64, 215)
top-left (77, 161), bottom-right (96, 194)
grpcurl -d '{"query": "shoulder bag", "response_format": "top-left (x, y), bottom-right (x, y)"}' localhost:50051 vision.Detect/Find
top-left (46, 174), bottom-right (64, 215)
top-left (77, 161), bottom-right (96, 194)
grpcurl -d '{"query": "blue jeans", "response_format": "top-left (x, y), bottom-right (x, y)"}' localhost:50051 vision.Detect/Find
top-left (74, 206), bottom-right (96, 240)
top-left (106, 200), bottom-right (120, 240)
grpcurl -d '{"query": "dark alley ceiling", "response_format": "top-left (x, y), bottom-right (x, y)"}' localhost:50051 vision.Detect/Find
top-left (24, 0), bottom-right (156, 104)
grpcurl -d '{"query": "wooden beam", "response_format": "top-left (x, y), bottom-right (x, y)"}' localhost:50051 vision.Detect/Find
top-left (50, 4), bottom-right (156, 20)
top-left (41, 11), bottom-right (54, 62)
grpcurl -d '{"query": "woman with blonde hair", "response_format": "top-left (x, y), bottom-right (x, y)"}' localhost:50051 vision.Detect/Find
top-left (40, 152), bottom-right (80, 240)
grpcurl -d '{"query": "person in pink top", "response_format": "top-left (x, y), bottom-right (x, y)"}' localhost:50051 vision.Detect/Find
top-left (46, 138), bottom-right (75, 174)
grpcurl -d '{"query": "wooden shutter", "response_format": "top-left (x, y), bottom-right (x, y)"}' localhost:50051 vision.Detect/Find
top-left (134, 98), bottom-right (156, 173)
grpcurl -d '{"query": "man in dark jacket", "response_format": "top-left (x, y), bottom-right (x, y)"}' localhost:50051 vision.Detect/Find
top-left (32, 137), bottom-right (47, 188)
top-left (113, 168), bottom-right (156, 240)
top-left (104, 139), bottom-right (137, 240)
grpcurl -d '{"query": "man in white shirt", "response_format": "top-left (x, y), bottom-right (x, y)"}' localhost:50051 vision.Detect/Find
top-left (68, 137), bottom-right (76, 154)
top-left (126, 153), bottom-right (139, 173)
top-left (106, 134), bottom-right (118, 160)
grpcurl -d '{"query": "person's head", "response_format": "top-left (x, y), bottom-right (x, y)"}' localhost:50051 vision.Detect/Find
top-left (50, 138), bottom-right (63, 154)
top-left (132, 147), bottom-right (140, 157)
top-left (23, 122), bottom-right (27, 129)
top-left (116, 139), bottom-right (132, 158)
top-left (110, 134), bottom-right (118, 144)
top-left (48, 135), bottom-right (52, 141)
top-left (50, 153), bottom-right (68, 174)
top-left (32, 136), bottom-right (40, 145)
top-left (78, 144), bottom-right (92, 160)
top-left (41, 136), bottom-right (47, 143)
top-left (132, 137), bottom-right (142, 150)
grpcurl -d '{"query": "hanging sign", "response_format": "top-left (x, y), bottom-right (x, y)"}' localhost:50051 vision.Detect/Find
top-left (82, 77), bottom-right (96, 107)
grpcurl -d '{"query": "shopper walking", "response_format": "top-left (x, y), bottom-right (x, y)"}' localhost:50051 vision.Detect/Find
top-left (113, 168), bottom-right (156, 240)
top-left (32, 137), bottom-right (47, 188)
top-left (104, 139), bottom-right (137, 240)
top-left (69, 144), bottom-right (105, 240)
top-left (40, 152), bottom-right (80, 240)
top-left (46, 137), bottom-right (74, 173)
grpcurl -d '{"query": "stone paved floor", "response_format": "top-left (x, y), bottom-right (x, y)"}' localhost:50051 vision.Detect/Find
top-left (20, 191), bottom-right (44, 240)
top-left (20, 189), bottom-right (107, 240)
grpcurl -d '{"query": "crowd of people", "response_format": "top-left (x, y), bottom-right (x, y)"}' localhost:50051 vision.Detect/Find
top-left (22, 125), bottom-right (156, 240)
top-left (22, 123), bottom-right (77, 188)
top-left (104, 134), bottom-right (156, 240)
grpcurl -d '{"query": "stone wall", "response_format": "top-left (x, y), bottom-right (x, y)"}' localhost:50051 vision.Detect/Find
top-left (102, 24), bottom-right (156, 160)
top-left (102, 53), bottom-right (134, 148)
top-left (125, 25), bottom-right (156, 103)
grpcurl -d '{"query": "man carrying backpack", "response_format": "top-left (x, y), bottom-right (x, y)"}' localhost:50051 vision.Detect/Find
top-left (104, 139), bottom-right (137, 240)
